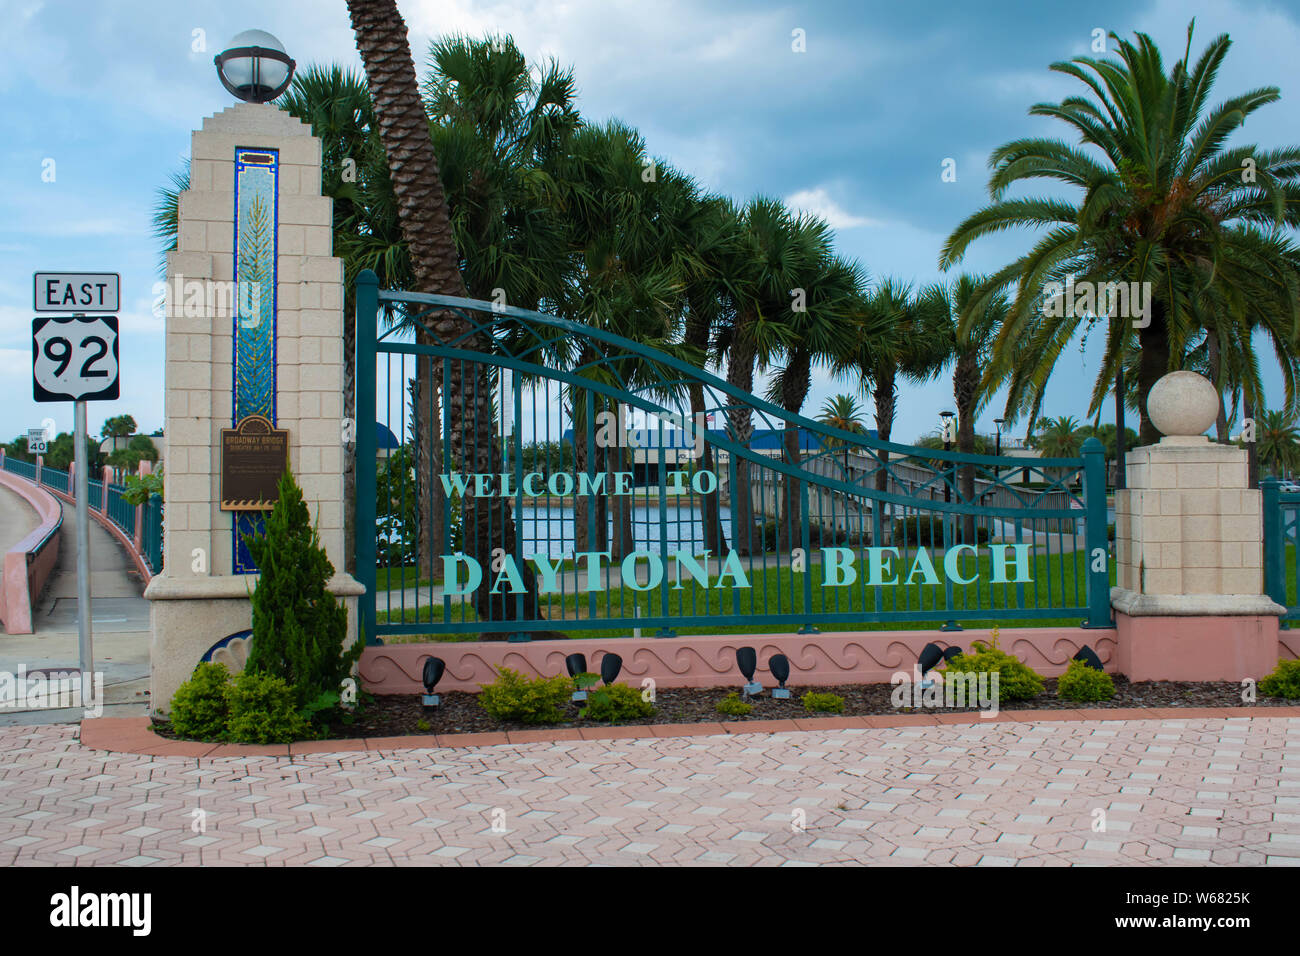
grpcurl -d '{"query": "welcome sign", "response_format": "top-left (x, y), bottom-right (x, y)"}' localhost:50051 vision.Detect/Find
top-left (436, 469), bottom-right (1035, 596)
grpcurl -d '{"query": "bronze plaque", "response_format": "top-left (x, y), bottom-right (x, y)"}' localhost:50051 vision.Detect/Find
top-left (220, 415), bottom-right (289, 511)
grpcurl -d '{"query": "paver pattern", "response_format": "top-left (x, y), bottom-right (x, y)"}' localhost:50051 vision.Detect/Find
top-left (1, 717), bottom-right (1298, 866)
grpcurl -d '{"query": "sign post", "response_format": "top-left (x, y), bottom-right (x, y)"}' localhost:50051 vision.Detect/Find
top-left (32, 272), bottom-right (120, 712)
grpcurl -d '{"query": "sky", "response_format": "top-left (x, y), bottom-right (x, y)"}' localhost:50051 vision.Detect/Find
top-left (1, 0), bottom-right (1299, 447)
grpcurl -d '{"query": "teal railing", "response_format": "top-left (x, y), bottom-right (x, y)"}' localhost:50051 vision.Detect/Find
top-left (1262, 478), bottom-right (1298, 625)
top-left (2, 455), bottom-right (164, 575)
top-left (355, 272), bottom-right (1112, 644)
top-left (105, 483), bottom-right (135, 537)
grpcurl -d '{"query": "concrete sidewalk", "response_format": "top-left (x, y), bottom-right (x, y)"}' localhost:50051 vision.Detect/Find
top-left (0, 493), bottom-right (151, 725)
top-left (0, 715), bottom-right (1296, 866)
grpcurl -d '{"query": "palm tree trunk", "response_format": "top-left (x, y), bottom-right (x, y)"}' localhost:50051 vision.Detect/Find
top-left (778, 349), bottom-right (811, 554)
top-left (1136, 302), bottom-right (1171, 445)
top-left (346, 0), bottom-right (536, 636)
top-left (872, 366), bottom-right (896, 495)
top-left (954, 353), bottom-right (978, 542)
top-left (1208, 328), bottom-right (1230, 443)
top-left (725, 312), bottom-right (758, 554)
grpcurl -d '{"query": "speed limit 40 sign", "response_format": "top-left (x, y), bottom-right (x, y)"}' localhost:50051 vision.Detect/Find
top-left (32, 314), bottom-right (120, 402)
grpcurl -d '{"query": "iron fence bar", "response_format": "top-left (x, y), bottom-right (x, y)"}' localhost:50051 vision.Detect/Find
top-left (354, 270), bottom-right (379, 645)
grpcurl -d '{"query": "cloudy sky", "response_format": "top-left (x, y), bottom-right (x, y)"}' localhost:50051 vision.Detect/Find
top-left (1, 0), bottom-right (1298, 446)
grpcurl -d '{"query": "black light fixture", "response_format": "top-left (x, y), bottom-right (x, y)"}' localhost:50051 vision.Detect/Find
top-left (736, 646), bottom-right (762, 698)
top-left (769, 653), bottom-right (791, 699)
top-left (994, 417), bottom-right (1005, 457)
top-left (918, 642), bottom-right (944, 689)
top-left (1073, 645), bottom-right (1104, 671)
top-left (566, 652), bottom-right (589, 702)
top-left (421, 656), bottom-right (445, 709)
top-left (943, 646), bottom-right (962, 664)
top-left (600, 652), bottom-right (623, 686)
top-left (215, 30), bottom-right (296, 103)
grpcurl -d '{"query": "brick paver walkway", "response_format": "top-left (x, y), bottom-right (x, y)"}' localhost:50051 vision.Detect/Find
top-left (2, 717), bottom-right (1298, 866)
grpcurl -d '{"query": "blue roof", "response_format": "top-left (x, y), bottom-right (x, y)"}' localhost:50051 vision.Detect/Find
top-left (376, 422), bottom-right (400, 450)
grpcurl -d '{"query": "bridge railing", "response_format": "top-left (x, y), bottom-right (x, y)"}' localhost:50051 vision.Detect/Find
top-left (0, 453), bottom-right (163, 580)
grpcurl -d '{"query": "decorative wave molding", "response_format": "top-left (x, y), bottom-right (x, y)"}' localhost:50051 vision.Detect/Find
top-left (358, 628), bottom-right (1117, 695)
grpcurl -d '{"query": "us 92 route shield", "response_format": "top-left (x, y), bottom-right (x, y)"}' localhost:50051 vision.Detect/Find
top-left (32, 314), bottom-right (120, 402)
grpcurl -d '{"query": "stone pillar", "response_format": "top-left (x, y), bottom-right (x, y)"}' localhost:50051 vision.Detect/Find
top-left (144, 102), bottom-right (362, 712)
top-left (1112, 371), bottom-right (1283, 680)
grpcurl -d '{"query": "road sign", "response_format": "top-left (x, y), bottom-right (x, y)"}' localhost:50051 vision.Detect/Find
top-left (26, 428), bottom-right (48, 455)
top-left (32, 314), bottom-right (120, 402)
top-left (33, 272), bottom-right (120, 313)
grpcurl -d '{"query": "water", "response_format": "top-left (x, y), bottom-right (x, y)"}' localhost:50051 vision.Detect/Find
top-left (517, 503), bottom-right (733, 560)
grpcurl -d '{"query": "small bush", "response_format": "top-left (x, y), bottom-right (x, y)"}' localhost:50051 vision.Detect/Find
top-left (802, 691), bottom-right (845, 714)
top-left (715, 692), bottom-right (752, 717)
top-left (581, 683), bottom-right (655, 723)
top-left (477, 667), bottom-right (572, 724)
top-left (170, 662), bottom-right (232, 740)
top-left (943, 628), bottom-right (1044, 703)
top-left (1057, 658), bottom-right (1115, 702)
top-left (1260, 658), bottom-right (1300, 699)
top-left (224, 670), bottom-right (314, 744)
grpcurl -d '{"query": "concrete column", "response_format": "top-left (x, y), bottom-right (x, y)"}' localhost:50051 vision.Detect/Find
top-left (144, 102), bottom-right (362, 712)
top-left (1112, 371), bottom-right (1284, 680)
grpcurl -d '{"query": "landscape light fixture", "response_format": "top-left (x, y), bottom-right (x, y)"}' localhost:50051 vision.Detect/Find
top-left (736, 647), bottom-right (762, 698)
top-left (421, 656), bottom-right (445, 709)
top-left (1073, 645), bottom-right (1104, 671)
top-left (215, 29), bottom-right (296, 103)
top-left (994, 418), bottom-right (1005, 457)
top-left (917, 642), bottom-right (945, 689)
top-left (600, 652), bottom-right (623, 686)
top-left (769, 653), bottom-right (791, 699)
top-left (566, 653), bottom-right (589, 701)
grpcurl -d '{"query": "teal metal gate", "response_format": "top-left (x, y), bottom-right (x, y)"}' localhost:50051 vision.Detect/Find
top-left (354, 271), bottom-right (1112, 644)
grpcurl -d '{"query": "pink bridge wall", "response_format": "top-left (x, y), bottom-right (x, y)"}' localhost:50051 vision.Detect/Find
top-left (0, 469), bottom-right (62, 635)
top-left (359, 627), bottom-right (1120, 695)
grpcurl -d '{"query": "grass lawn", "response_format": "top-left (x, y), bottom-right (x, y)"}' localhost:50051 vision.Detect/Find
top-left (377, 547), bottom-right (1114, 643)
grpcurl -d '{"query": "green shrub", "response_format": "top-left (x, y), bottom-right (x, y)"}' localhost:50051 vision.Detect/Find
top-left (943, 629), bottom-right (1044, 703)
top-left (242, 468), bottom-right (363, 720)
top-left (1057, 658), bottom-right (1116, 702)
top-left (1260, 658), bottom-right (1300, 699)
top-left (715, 692), bottom-right (752, 717)
top-left (581, 683), bottom-right (655, 723)
top-left (170, 662), bottom-right (232, 740)
top-left (224, 670), bottom-right (314, 744)
top-left (802, 691), bottom-right (845, 714)
top-left (477, 667), bottom-right (572, 724)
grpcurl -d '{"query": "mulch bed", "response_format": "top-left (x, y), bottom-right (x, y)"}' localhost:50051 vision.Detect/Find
top-left (290, 677), bottom-right (1296, 738)
top-left (148, 678), bottom-right (1299, 742)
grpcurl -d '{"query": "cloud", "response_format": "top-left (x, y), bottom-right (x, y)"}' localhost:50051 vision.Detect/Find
top-left (784, 188), bottom-right (883, 230)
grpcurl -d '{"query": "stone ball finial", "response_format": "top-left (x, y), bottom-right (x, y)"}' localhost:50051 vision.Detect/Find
top-left (1146, 371), bottom-right (1219, 439)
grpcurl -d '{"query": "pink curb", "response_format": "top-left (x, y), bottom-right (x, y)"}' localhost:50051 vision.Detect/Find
top-left (77, 705), bottom-right (1300, 757)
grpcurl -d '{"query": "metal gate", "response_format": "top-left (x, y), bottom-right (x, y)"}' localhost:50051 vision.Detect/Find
top-left (354, 271), bottom-right (1112, 644)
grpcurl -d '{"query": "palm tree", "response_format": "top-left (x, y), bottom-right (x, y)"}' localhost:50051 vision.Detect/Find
top-left (940, 21), bottom-right (1300, 445)
top-left (818, 394), bottom-right (867, 438)
top-left (831, 279), bottom-right (950, 495)
top-left (929, 275), bottom-right (1009, 539)
top-left (1257, 409), bottom-right (1300, 477)
top-left (345, 0), bottom-right (533, 632)
top-left (1033, 415), bottom-right (1085, 459)
top-left (766, 251), bottom-right (866, 551)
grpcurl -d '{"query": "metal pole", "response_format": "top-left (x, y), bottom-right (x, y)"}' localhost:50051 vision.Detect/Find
top-left (74, 398), bottom-right (93, 705)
